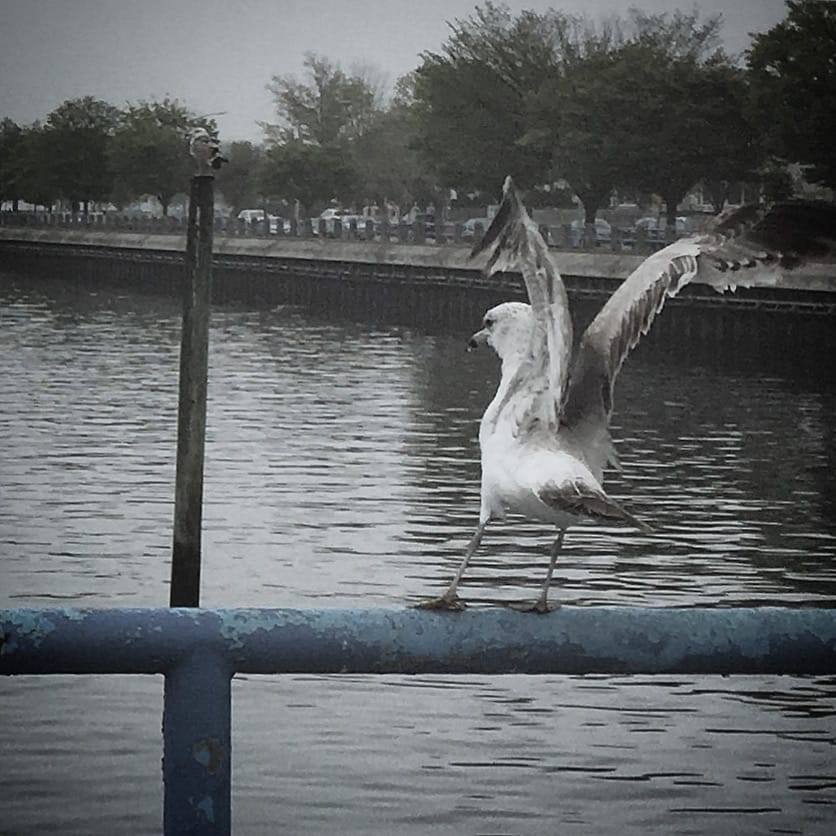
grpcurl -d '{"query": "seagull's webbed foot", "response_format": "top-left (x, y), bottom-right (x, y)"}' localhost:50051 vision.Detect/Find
top-left (414, 592), bottom-right (467, 612)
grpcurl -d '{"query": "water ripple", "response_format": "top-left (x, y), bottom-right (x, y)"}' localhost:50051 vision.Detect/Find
top-left (1, 274), bottom-right (835, 835)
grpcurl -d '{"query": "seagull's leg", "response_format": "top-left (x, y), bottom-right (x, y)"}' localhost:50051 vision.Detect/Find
top-left (446, 522), bottom-right (487, 599)
top-left (415, 521), bottom-right (487, 611)
top-left (512, 528), bottom-right (566, 613)
top-left (536, 528), bottom-right (566, 611)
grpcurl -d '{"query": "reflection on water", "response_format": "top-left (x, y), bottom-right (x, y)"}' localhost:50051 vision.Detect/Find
top-left (1, 273), bottom-right (834, 835)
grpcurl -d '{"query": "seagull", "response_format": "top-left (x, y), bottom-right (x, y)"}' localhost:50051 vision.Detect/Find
top-left (189, 128), bottom-right (227, 174)
top-left (418, 176), bottom-right (836, 613)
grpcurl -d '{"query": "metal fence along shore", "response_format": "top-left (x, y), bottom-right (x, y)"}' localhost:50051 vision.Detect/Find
top-left (0, 208), bottom-right (684, 252)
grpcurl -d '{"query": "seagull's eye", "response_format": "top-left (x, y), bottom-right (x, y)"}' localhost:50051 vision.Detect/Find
top-left (484, 317), bottom-right (494, 328)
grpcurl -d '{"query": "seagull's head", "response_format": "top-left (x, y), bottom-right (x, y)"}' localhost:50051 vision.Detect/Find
top-left (468, 301), bottom-right (533, 364)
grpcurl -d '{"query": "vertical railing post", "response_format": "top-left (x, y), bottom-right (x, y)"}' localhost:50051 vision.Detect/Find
top-left (163, 649), bottom-right (232, 835)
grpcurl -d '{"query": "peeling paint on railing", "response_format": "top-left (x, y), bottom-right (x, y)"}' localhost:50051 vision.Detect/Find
top-left (2, 606), bottom-right (835, 835)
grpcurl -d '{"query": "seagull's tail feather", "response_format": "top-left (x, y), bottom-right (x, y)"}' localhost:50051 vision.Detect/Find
top-left (538, 482), bottom-right (653, 534)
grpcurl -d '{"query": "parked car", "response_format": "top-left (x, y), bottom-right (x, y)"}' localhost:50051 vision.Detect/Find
top-left (341, 214), bottom-right (372, 237)
top-left (636, 216), bottom-right (688, 234)
top-left (237, 209), bottom-right (284, 234)
top-left (569, 218), bottom-right (611, 247)
top-left (620, 216), bottom-right (688, 247)
top-left (314, 208), bottom-right (377, 238)
top-left (314, 208), bottom-right (349, 236)
top-left (397, 211), bottom-right (437, 238)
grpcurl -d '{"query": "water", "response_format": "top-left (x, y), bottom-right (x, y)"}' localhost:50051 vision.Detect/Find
top-left (1, 272), bottom-right (835, 835)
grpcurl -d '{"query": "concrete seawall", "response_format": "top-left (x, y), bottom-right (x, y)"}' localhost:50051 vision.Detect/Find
top-left (2, 225), bottom-right (834, 292)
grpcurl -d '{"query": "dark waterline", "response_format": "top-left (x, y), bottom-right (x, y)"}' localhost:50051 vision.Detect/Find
top-left (1, 272), bottom-right (834, 835)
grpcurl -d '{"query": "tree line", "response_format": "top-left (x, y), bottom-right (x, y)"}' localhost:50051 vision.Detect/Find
top-left (0, 0), bottom-right (832, 225)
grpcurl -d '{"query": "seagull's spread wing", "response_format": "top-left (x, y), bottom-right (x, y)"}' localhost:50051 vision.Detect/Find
top-left (562, 201), bottom-right (836, 429)
top-left (471, 177), bottom-right (573, 431)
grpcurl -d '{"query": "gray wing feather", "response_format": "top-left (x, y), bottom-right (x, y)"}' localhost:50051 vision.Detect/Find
top-left (563, 200), bottom-right (836, 428)
top-left (472, 177), bottom-right (573, 428)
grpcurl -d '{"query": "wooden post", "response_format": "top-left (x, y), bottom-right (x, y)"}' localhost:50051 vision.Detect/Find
top-left (170, 173), bottom-right (214, 607)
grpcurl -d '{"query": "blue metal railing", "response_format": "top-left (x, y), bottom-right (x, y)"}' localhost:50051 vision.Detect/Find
top-left (2, 605), bottom-right (836, 835)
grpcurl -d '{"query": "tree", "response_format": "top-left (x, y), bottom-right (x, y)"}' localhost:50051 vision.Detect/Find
top-left (214, 140), bottom-right (266, 215)
top-left (108, 98), bottom-right (215, 215)
top-left (265, 53), bottom-right (380, 145)
top-left (11, 124), bottom-right (59, 209)
top-left (42, 96), bottom-right (121, 212)
top-left (608, 44), bottom-right (759, 223)
top-left (616, 9), bottom-right (738, 220)
top-left (0, 119), bottom-right (24, 209)
top-left (747, 0), bottom-right (836, 189)
top-left (349, 89), bottom-right (440, 211)
top-left (262, 53), bottom-right (390, 212)
top-left (412, 3), bottom-right (758, 222)
top-left (412, 2), bottom-right (570, 194)
top-left (528, 45), bottom-right (632, 223)
top-left (531, 9), bottom-right (758, 224)
top-left (759, 157), bottom-right (796, 202)
top-left (0, 121), bottom-right (58, 210)
top-left (261, 139), bottom-right (357, 215)
top-left (688, 64), bottom-right (762, 213)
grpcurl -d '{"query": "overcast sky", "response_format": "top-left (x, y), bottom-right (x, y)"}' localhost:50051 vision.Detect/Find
top-left (0, 0), bottom-right (788, 142)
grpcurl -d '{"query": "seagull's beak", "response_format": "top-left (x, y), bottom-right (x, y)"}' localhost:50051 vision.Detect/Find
top-left (467, 328), bottom-right (489, 351)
